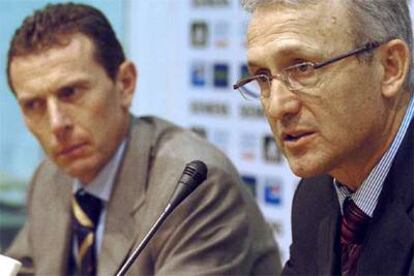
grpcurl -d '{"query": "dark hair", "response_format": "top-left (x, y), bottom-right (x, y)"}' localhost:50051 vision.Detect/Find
top-left (7, 2), bottom-right (125, 93)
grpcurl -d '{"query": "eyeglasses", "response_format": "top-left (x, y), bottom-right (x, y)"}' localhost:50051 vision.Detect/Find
top-left (233, 41), bottom-right (382, 100)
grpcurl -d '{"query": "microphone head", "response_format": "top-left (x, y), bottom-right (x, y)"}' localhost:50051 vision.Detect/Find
top-left (181, 160), bottom-right (208, 185)
top-left (169, 160), bottom-right (208, 209)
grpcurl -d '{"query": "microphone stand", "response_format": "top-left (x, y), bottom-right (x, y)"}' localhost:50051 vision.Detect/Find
top-left (115, 203), bottom-right (174, 276)
top-left (114, 160), bottom-right (207, 276)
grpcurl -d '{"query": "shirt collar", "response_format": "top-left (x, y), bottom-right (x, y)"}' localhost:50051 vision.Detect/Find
top-left (334, 91), bottom-right (414, 217)
top-left (73, 139), bottom-right (127, 203)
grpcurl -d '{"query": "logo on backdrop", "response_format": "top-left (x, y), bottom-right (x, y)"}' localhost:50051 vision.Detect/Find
top-left (262, 135), bottom-right (283, 164)
top-left (213, 21), bottom-right (230, 48)
top-left (213, 63), bottom-right (229, 88)
top-left (190, 21), bottom-right (209, 47)
top-left (192, 0), bottom-right (230, 8)
top-left (190, 101), bottom-right (229, 116)
top-left (264, 177), bottom-right (283, 206)
top-left (239, 104), bottom-right (264, 119)
top-left (239, 132), bottom-right (258, 161)
top-left (190, 61), bottom-right (207, 87)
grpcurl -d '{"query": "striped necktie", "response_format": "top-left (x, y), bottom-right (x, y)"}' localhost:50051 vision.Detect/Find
top-left (340, 198), bottom-right (371, 276)
top-left (72, 189), bottom-right (103, 276)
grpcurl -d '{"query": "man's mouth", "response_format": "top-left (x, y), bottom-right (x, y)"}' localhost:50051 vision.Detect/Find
top-left (282, 131), bottom-right (315, 145)
top-left (57, 142), bottom-right (88, 158)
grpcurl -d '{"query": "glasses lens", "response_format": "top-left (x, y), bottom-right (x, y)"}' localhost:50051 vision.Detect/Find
top-left (285, 62), bottom-right (318, 90)
top-left (238, 76), bottom-right (270, 100)
top-left (238, 79), bottom-right (261, 100)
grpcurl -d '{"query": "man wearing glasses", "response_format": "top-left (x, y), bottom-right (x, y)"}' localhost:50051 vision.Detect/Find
top-left (235, 0), bottom-right (413, 275)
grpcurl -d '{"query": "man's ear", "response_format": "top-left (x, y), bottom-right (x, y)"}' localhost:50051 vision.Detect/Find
top-left (116, 60), bottom-right (137, 110)
top-left (378, 39), bottom-right (410, 98)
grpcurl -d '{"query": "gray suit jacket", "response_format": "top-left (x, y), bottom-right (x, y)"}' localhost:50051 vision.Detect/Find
top-left (282, 118), bottom-right (414, 275)
top-left (7, 116), bottom-right (281, 275)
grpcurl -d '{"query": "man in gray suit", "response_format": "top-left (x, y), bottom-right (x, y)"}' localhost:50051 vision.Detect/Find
top-left (234, 0), bottom-right (413, 275)
top-left (5, 3), bottom-right (281, 275)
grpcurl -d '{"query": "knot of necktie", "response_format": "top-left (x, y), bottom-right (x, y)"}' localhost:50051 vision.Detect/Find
top-left (71, 189), bottom-right (103, 276)
top-left (340, 198), bottom-right (371, 245)
top-left (340, 198), bottom-right (371, 276)
top-left (73, 190), bottom-right (103, 228)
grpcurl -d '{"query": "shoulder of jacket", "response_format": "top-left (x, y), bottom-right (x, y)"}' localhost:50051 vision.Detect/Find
top-left (293, 175), bottom-right (335, 209)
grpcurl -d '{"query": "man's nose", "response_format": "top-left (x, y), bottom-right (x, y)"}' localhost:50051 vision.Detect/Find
top-left (48, 99), bottom-right (72, 139)
top-left (263, 80), bottom-right (301, 120)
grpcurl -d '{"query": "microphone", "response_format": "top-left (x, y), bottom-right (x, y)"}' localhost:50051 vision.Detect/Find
top-left (115, 160), bottom-right (208, 276)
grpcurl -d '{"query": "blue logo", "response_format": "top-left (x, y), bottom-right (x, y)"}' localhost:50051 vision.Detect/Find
top-left (191, 62), bottom-right (206, 87)
top-left (264, 180), bottom-right (282, 205)
top-left (213, 63), bottom-right (229, 88)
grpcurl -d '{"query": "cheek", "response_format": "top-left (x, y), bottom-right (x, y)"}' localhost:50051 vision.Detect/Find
top-left (93, 89), bottom-right (122, 117)
top-left (312, 76), bottom-right (384, 156)
top-left (263, 110), bottom-right (279, 137)
top-left (84, 94), bottom-right (123, 146)
top-left (317, 66), bottom-right (379, 125)
top-left (26, 119), bottom-right (52, 149)
top-left (77, 90), bottom-right (117, 125)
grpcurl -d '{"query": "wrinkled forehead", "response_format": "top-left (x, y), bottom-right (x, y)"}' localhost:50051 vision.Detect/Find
top-left (247, 1), bottom-right (355, 54)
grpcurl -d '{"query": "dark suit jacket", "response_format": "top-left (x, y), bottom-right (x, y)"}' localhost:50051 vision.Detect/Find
top-left (7, 116), bottom-right (281, 275)
top-left (282, 118), bottom-right (414, 275)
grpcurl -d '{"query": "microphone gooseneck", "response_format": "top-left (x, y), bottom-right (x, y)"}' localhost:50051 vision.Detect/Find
top-left (115, 160), bottom-right (208, 276)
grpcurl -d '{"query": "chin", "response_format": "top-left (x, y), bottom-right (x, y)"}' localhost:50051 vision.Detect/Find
top-left (62, 157), bottom-right (101, 182)
top-left (284, 146), bottom-right (337, 178)
top-left (288, 159), bottom-right (329, 178)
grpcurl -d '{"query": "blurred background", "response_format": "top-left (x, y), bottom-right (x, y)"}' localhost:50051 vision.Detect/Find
top-left (1, 0), bottom-right (413, 264)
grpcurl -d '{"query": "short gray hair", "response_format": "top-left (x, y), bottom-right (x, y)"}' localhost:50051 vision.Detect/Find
top-left (241, 0), bottom-right (414, 92)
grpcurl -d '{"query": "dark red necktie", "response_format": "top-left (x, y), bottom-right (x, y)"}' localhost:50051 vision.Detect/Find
top-left (340, 198), bottom-right (371, 276)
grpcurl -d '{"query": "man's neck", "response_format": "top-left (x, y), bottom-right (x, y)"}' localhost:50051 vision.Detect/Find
top-left (331, 92), bottom-right (411, 191)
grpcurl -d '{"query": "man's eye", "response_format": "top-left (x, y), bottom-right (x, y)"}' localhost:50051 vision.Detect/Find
top-left (292, 62), bottom-right (314, 74)
top-left (255, 70), bottom-right (271, 83)
top-left (59, 86), bottom-right (84, 101)
top-left (59, 87), bottom-right (76, 99)
top-left (23, 99), bottom-right (44, 113)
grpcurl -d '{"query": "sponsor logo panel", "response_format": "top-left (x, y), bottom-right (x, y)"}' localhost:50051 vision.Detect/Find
top-left (190, 21), bottom-right (209, 47)
top-left (262, 134), bottom-right (283, 163)
top-left (264, 177), bottom-right (283, 206)
top-left (190, 101), bottom-right (230, 116)
top-left (213, 63), bottom-right (229, 88)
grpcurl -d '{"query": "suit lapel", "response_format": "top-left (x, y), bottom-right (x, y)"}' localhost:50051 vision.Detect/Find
top-left (360, 118), bottom-right (414, 274)
top-left (317, 213), bottom-right (339, 275)
top-left (98, 118), bottom-right (155, 275)
top-left (34, 173), bottom-right (73, 275)
top-left (317, 200), bottom-right (341, 275)
top-left (359, 201), bottom-right (414, 274)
